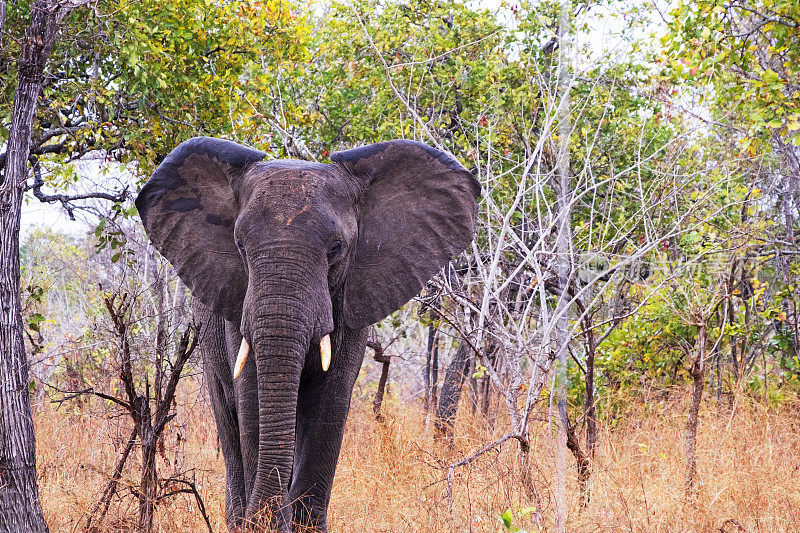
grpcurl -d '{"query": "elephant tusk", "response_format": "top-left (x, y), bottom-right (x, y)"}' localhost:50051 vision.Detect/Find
top-left (320, 334), bottom-right (331, 371)
top-left (233, 338), bottom-right (250, 379)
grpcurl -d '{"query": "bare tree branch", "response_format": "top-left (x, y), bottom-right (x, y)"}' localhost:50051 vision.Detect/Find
top-left (27, 158), bottom-right (128, 220)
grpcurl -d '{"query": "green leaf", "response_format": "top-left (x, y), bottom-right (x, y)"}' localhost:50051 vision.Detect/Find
top-left (762, 69), bottom-right (780, 84)
top-left (28, 313), bottom-right (45, 332)
top-left (501, 509), bottom-right (513, 529)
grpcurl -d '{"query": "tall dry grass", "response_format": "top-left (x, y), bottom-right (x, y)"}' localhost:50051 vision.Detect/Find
top-left (35, 383), bottom-right (800, 532)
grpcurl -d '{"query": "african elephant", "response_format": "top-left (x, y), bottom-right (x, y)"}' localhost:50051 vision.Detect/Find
top-left (135, 137), bottom-right (480, 531)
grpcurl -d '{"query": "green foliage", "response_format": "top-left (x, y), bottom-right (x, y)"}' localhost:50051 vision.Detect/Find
top-left (93, 216), bottom-right (129, 263)
top-left (500, 504), bottom-right (537, 532)
top-left (588, 297), bottom-right (692, 402)
top-left (763, 262), bottom-right (800, 390)
top-left (2, 0), bottom-right (312, 194)
top-left (7, 0), bottom-right (800, 426)
top-left (305, 0), bottom-right (508, 157)
top-left (20, 229), bottom-right (90, 352)
top-left (662, 0), bottom-right (800, 148)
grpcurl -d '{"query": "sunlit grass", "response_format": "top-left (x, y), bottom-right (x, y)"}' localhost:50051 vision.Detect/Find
top-left (35, 382), bottom-right (800, 532)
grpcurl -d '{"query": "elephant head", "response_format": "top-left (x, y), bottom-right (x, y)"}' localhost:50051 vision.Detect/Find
top-left (135, 137), bottom-right (480, 527)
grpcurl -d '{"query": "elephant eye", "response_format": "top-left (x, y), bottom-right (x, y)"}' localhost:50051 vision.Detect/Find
top-left (236, 239), bottom-right (245, 256)
top-left (328, 239), bottom-right (343, 258)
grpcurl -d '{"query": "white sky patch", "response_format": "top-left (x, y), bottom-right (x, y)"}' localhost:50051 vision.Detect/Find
top-left (21, 155), bottom-right (135, 238)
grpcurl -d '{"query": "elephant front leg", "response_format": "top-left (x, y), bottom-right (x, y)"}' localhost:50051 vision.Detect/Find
top-left (289, 327), bottom-right (367, 531)
top-left (226, 321), bottom-right (260, 502)
top-left (195, 305), bottom-right (247, 530)
top-left (207, 371), bottom-right (248, 530)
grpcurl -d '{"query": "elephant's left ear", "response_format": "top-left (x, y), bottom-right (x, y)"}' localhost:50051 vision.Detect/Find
top-left (332, 140), bottom-right (481, 329)
top-left (135, 137), bottom-right (266, 321)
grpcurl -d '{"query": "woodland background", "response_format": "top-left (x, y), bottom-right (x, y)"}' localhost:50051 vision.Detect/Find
top-left (1, 0), bottom-right (800, 531)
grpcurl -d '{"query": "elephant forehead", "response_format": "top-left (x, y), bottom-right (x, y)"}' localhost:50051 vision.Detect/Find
top-left (243, 163), bottom-right (334, 227)
top-left (248, 162), bottom-right (327, 196)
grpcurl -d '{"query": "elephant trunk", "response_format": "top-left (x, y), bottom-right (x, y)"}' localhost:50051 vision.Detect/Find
top-left (244, 302), bottom-right (308, 528)
top-left (242, 254), bottom-right (332, 529)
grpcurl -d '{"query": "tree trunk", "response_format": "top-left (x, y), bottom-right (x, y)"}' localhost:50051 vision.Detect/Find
top-left (581, 311), bottom-right (597, 456)
top-left (0, 1), bottom-right (6, 54)
top-left (563, 297), bottom-right (593, 505)
top-left (554, 1), bottom-right (573, 527)
top-left (565, 419), bottom-right (590, 506)
top-left (431, 328), bottom-right (439, 411)
top-left (727, 264), bottom-right (740, 385)
top-left (434, 341), bottom-right (471, 442)
top-left (518, 438), bottom-right (544, 527)
top-left (424, 303), bottom-right (439, 412)
top-left (468, 353), bottom-right (478, 415)
top-left (685, 324), bottom-right (706, 498)
top-left (367, 341), bottom-right (391, 421)
top-left (373, 358), bottom-right (390, 421)
top-left (138, 395), bottom-right (157, 533)
top-left (0, 2), bottom-right (68, 531)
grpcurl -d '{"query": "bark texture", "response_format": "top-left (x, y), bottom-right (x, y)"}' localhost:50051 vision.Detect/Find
top-left (367, 341), bottom-right (391, 421)
top-left (434, 341), bottom-right (472, 442)
top-left (424, 303), bottom-right (440, 413)
top-left (0, 2), bottom-right (68, 531)
top-left (685, 324), bottom-right (707, 497)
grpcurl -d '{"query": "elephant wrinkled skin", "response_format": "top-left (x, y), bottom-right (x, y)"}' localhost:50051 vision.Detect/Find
top-left (135, 137), bottom-right (480, 531)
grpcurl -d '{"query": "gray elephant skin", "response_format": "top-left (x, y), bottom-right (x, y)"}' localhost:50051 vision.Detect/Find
top-left (135, 137), bottom-right (480, 531)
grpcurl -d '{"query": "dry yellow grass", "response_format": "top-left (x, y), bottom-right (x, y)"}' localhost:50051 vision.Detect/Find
top-left (35, 384), bottom-right (800, 532)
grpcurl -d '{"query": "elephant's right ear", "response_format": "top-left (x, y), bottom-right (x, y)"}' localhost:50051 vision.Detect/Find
top-left (135, 137), bottom-right (265, 321)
